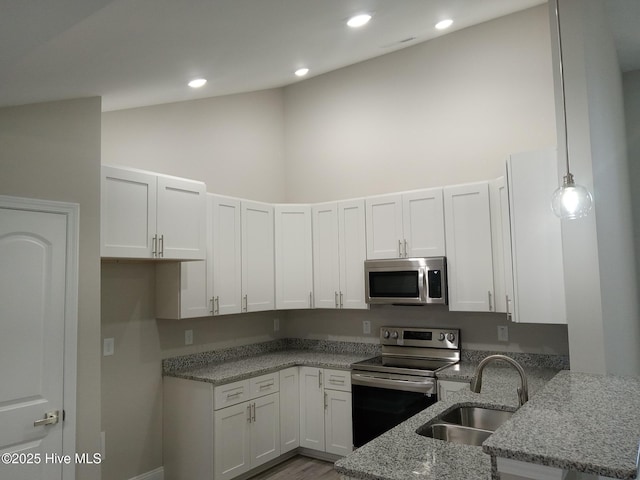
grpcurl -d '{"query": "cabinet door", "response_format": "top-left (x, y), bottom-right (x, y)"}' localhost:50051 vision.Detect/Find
top-left (274, 205), bottom-right (313, 309)
top-left (489, 177), bottom-right (509, 314)
top-left (241, 201), bottom-right (275, 312)
top-left (214, 402), bottom-right (251, 480)
top-left (312, 203), bottom-right (340, 309)
top-left (402, 188), bottom-right (445, 257)
top-left (279, 368), bottom-right (300, 453)
top-left (365, 194), bottom-right (403, 259)
top-left (444, 182), bottom-right (495, 312)
top-left (337, 200), bottom-right (367, 310)
top-left (210, 195), bottom-right (242, 315)
top-left (325, 390), bottom-right (353, 456)
top-left (156, 175), bottom-right (206, 260)
top-left (155, 261), bottom-right (210, 319)
top-left (437, 380), bottom-right (468, 401)
top-left (299, 367), bottom-right (325, 450)
top-left (250, 393), bottom-right (281, 468)
top-left (507, 149), bottom-right (566, 324)
top-left (101, 166), bottom-right (157, 258)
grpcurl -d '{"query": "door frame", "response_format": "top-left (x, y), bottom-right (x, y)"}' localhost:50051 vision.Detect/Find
top-left (0, 195), bottom-right (79, 480)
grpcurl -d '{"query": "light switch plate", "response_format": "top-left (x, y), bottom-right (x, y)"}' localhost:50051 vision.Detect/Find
top-left (103, 338), bottom-right (114, 356)
top-left (185, 329), bottom-right (193, 345)
top-left (274, 318), bottom-right (280, 332)
top-left (363, 320), bottom-right (371, 335)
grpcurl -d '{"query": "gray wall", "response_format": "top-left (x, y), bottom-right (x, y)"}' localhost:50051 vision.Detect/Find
top-left (0, 97), bottom-right (102, 480)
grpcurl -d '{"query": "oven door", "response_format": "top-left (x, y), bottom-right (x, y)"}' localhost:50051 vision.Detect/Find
top-left (351, 372), bottom-right (437, 447)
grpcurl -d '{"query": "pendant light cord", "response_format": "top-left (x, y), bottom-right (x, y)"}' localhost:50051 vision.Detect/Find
top-left (554, 0), bottom-right (572, 180)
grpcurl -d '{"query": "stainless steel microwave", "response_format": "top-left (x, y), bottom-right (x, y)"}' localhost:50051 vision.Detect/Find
top-left (364, 257), bottom-right (447, 305)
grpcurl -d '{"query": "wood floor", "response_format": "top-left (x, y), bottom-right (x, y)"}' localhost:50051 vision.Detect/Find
top-left (249, 455), bottom-right (341, 480)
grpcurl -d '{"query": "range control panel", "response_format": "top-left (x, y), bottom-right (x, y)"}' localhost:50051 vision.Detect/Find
top-left (380, 327), bottom-right (460, 350)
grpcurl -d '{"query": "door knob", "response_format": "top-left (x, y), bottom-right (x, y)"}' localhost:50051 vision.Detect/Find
top-left (34, 410), bottom-right (59, 427)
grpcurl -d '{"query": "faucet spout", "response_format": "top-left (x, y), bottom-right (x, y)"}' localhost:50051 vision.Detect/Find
top-left (470, 354), bottom-right (529, 406)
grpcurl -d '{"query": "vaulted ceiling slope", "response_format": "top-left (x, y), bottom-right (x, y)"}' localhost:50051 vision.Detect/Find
top-left (1, 0), bottom-right (637, 112)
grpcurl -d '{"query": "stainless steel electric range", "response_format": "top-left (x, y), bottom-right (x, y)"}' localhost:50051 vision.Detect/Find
top-left (351, 326), bottom-right (460, 447)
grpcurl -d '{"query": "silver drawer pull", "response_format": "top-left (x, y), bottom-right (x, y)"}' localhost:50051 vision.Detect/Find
top-left (226, 391), bottom-right (242, 399)
top-left (329, 378), bottom-right (345, 384)
top-left (259, 382), bottom-right (274, 390)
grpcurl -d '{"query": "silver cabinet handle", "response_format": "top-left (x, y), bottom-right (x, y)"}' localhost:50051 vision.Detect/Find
top-left (247, 405), bottom-right (251, 423)
top-left (335, 291), bottom-right (338, 308)
top-left (210, 297), bottom-right (215, 315)
top-left (506, 295), bottom-right (512, 321)
top-left (324, 392), bottom-right (328, 410)
top-left (309, 291), bottom-right (312, 308)
top-left (251, 403), bottom-right (256, 422)
top-left (243, 294), bottom-right (248, 312)
top-left (159, 234), bottom-right (164, 257)
top-left (226, 391), bottom-right (242, 399)
top-left (339, 291), bottom-right (343, 308)
top-left (152, 234), bottom-right (158, 257)
top-left (259, 382), bottom-right (274, 390)
top-left (398, 240), bottom-right (402, 258)
top-left (488, 291), bottom-right (493, 311)
top-left (34, 410), bottom-right (59, 427)
top-left (404, 239), bottom-right (408, 258)
top-left (318, 370), bottom-right (322, 388)
top-left (215, 296), bottom-right (220, 315)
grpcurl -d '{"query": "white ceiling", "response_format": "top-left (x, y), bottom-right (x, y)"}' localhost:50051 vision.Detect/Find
top-left (1, 0), bottom-right (638, 112)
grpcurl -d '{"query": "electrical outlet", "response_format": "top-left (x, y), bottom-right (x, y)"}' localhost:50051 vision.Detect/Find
top-left (497, 325), bottom-right (509, 342)
top-left (363, 320), bottom-right (371, 335)
top-left (274, 318), bottom-right (280, 332)
top-left (185, 329), bottom-right (193, 345)
top-left (103, 338), bottom-right (114, 356)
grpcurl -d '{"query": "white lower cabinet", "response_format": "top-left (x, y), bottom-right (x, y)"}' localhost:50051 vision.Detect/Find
top-left (214, 393), bottom-right (280, 480)
top-left (299, 367), bottom-right (353, 456)
top-left (437, 379), bottom-right (469, 401)
top-left (279, 367), bottom-right (300, 453)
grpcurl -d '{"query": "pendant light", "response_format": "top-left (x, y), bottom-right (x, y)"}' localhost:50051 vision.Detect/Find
top-left (550, 0), bottom-right (593, 220)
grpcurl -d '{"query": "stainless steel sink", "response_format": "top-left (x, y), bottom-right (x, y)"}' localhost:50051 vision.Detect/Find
top-left (440, 406), bottom-right (514, 431)
top-left (416, 406), bottom-right (515, 446)
top-left (417, 423), bottom-right (493, 446)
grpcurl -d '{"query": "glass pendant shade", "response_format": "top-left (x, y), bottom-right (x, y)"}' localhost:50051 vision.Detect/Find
top-left (551, 173), bottom-right (593, 219)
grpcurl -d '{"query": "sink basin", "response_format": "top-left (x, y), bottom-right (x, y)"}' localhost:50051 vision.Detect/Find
top-left (440, 406), bottom-right (514, 431)
top-left (417, 423), bottom-right (492, 446)
top-left (416, 406), bottom-right (515, 446)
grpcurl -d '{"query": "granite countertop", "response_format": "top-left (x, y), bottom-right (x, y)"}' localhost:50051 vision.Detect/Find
top-left (483, 370), bottom-right (640, 480)
top-left (334, 363), bottom-right (560, 480)
top-left (164, 349), bottom-right (373, 385)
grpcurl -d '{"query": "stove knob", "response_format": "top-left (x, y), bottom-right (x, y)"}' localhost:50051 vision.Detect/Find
top-left (391, 331), bottom-right (399, 340)
top-left (439, 333), bottom-right (446, 341)
top-left (383, 330), bottom-right (390, 339)
top-left (447, 333), bottom-right (456, 342)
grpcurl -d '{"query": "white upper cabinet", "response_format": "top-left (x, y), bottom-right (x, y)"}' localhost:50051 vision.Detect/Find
top-left (210, 195), bottom-right (243, 316)
top-left (312, 200), bottom-right (367, 310)
top-left (401, 189), bottom-right (446, 258)
top-left (489, 177), bottom-right (510, 314)
top-left (365, 189), bottom-right (445, 259)
top-left (242, 200), bottom-right (275, 312)
top-left (443, 182), bottom-right (495, 312)
top-left (506, 149), bottom-right (566, 324)
top-left (274, 205), bottom-right (313, 310)
top-left (101, 165), bottom-right (206, 260)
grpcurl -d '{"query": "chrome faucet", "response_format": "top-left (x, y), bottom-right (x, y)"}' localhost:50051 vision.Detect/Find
top-left (470, 354), bottom-right (529, 406)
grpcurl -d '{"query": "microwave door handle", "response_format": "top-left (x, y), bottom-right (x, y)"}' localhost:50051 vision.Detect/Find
top-left (421, 269), bottom-right (427, 303)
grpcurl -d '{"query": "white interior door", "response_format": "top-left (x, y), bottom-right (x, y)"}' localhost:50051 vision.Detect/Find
top-left (0, 201), bottom-right (74, 480)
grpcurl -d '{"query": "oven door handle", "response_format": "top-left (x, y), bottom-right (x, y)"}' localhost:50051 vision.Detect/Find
top-left (351, 373), bottom-right (436, 395)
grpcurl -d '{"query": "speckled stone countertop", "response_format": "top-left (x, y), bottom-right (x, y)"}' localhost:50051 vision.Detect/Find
top-left (334, 364), bottom-right (560, 480)
top-left (483, 370), bottom-right (640, 480)
top-left (164, 349), bottom-right (373, 385)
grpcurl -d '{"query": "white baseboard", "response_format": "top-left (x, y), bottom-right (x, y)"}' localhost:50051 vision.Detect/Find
top-left (128, 466), bottom-right (164, 480)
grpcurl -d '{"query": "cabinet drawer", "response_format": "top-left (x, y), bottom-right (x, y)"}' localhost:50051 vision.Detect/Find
top-left (250, 372), bottom-right (280, 398)
top-left (214, 379), bottom-right (250, 410)
top-left (324, 369), bottom-right (351, 392)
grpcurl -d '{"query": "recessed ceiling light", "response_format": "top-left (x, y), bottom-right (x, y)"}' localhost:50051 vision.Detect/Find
top-left (435, 19), bottom-right (453, 30)
top-left (294, 68), bottom-right (309, 77)
top-left (188, 78), bottom-right (207, 88)
top-left (347, 14), bottom-right (372, 28)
